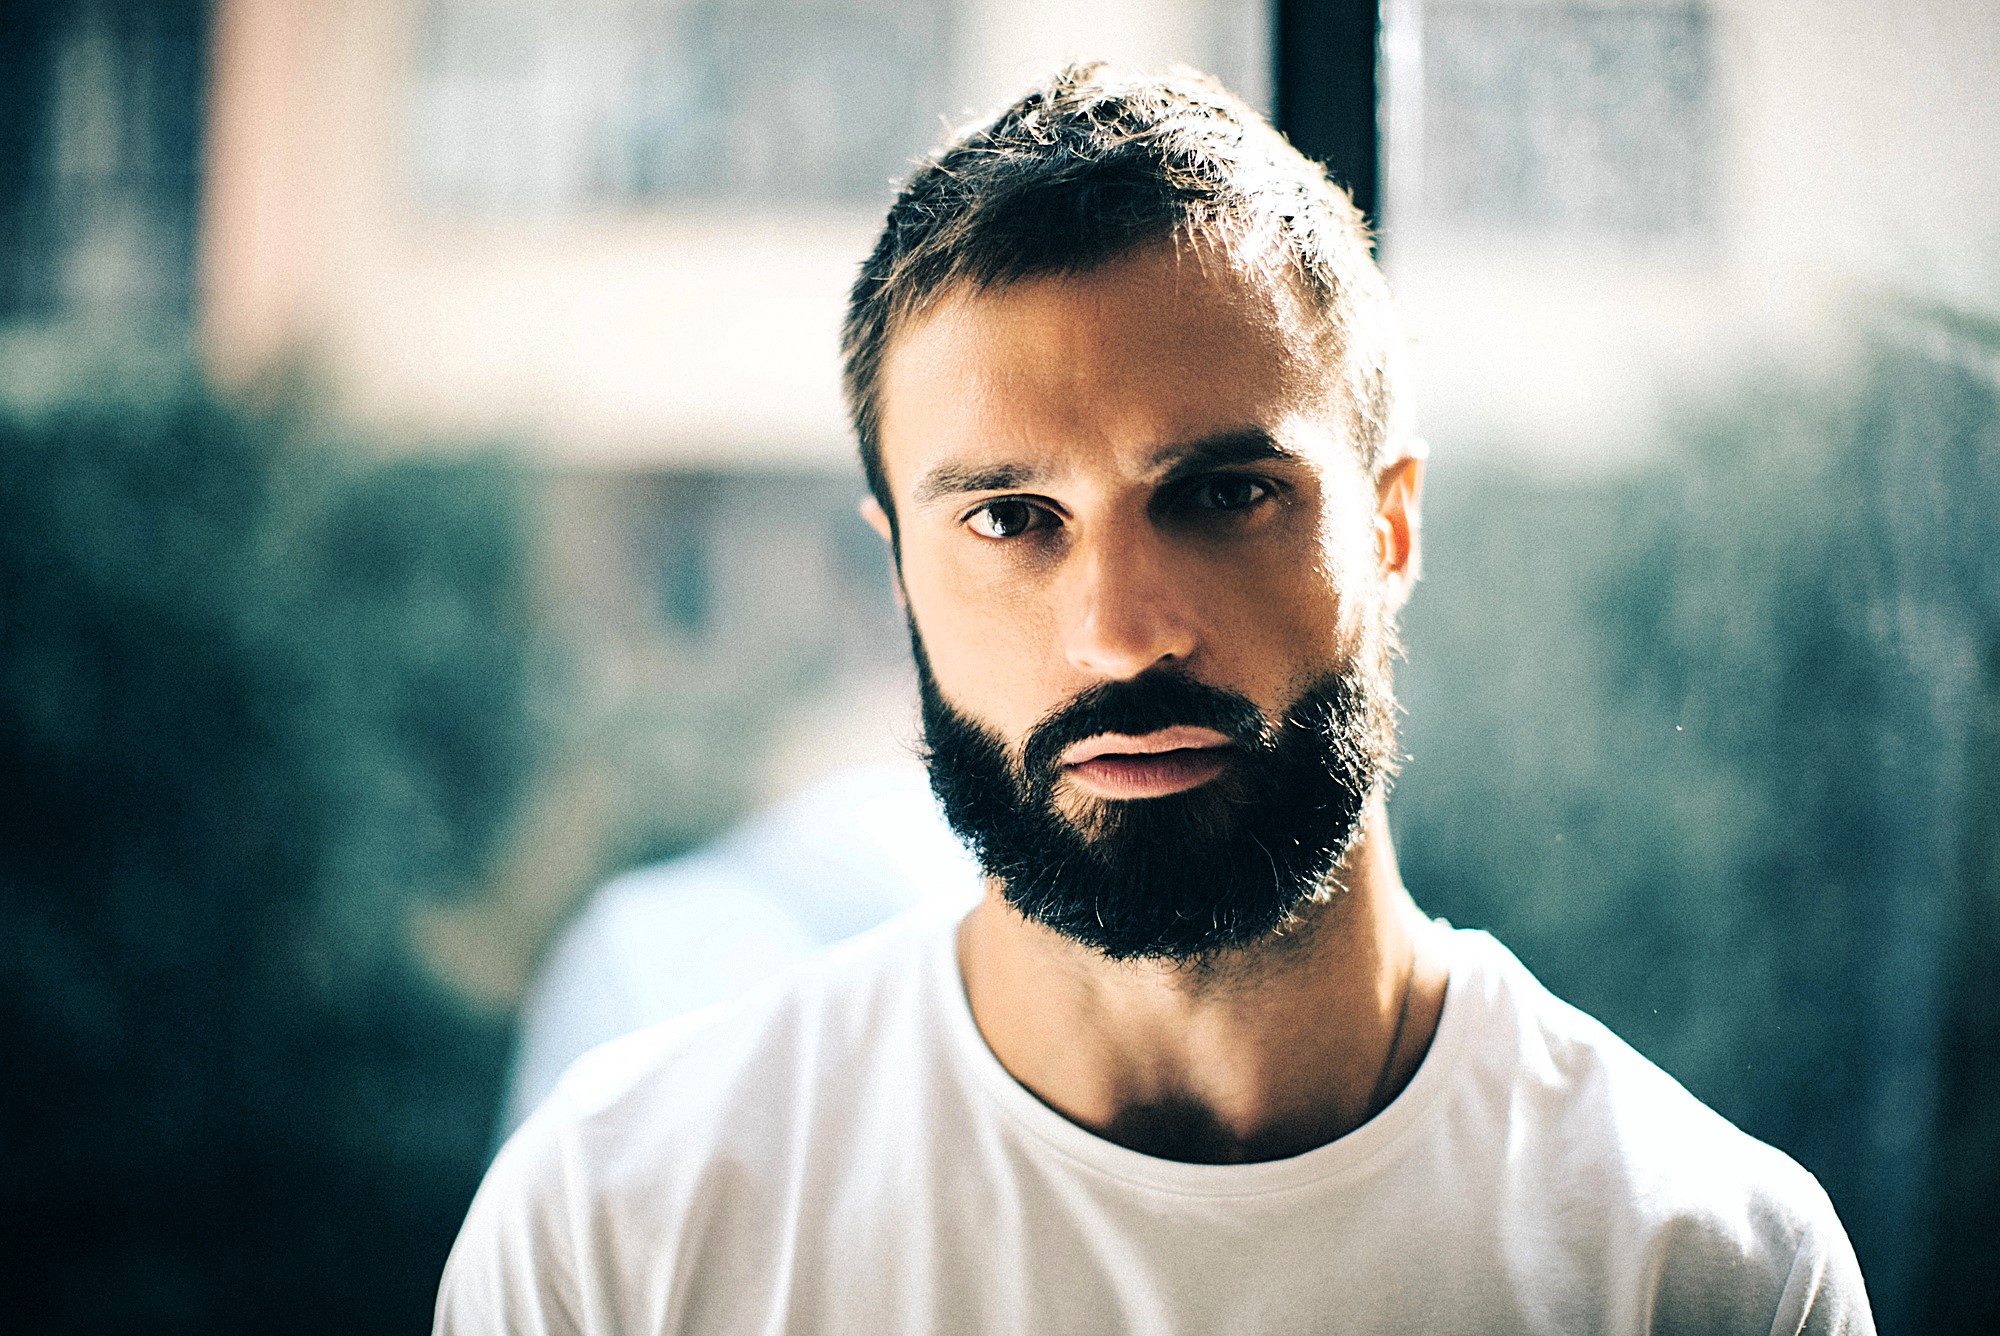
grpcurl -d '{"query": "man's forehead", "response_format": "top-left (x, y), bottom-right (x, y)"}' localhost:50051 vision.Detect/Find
top-left (891, 241), bottom-right (1296, 361)
top-left (875, 249), bottom-right (1337, 497)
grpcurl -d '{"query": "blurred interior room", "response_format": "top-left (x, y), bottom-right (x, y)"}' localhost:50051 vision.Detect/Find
top-left (2, 0), bottom-right (1996, 1330)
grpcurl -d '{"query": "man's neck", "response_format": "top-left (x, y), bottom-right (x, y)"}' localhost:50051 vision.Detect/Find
top-left (955, 796), bottom-right (1449, 1164)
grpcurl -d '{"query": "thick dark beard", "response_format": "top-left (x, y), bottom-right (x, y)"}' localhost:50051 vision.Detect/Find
top-left (915, 635), bottom-right (1402, 964)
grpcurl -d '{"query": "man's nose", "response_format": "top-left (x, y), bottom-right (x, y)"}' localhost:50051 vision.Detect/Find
top-left (1058, 525), bottom-right (1199, 680)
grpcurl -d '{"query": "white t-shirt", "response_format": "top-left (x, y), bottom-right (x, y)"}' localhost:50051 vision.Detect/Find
top-left (437, 902), bottom-right (1873, 1335)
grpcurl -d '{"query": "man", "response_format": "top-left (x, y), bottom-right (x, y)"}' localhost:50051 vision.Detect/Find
top-left (437, 66), bottom-right (1873, 1334)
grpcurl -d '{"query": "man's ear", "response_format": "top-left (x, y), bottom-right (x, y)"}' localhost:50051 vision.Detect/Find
top-left (1373, 451), bottom-right (1425, 613)
top-left (859, 496), bottom-right (906, 612)
top-left (860, 495), bottom-right (894, 545)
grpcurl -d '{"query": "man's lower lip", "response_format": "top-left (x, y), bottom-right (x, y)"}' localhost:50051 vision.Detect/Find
top-left (1062, 748), bottom-right (1233, 798)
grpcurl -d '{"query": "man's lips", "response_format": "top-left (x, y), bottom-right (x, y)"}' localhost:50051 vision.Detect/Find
top-left (1058, 727), bottom-right (1236, 799)
top-left (1059, 726), bottom-right (1234, 766)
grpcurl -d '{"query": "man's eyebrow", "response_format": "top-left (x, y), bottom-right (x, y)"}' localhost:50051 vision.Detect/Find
top-left (1150, 428), bottom-right (1302, 481)
top-left (910, 461), bottom-right (1043, 505)
top-left (908, 430), bottom-right (1302, 506)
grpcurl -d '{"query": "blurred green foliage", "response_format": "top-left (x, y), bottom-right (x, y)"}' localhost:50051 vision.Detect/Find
top-left (1396, 304), bottom-right (2000, 1329)
top-left (0, 380), bottom-right (540, 1333)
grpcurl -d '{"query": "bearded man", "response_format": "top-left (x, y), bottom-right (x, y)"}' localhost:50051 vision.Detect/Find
top-left (436, 66), bottom-right (1873, 1334)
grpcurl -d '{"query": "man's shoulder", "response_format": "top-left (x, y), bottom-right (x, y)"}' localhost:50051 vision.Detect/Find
top-left (435, 901), bottom-right (961, 1333)
top-left (1444, 927), bottom-right (1869, 1329)
top-left (531, 896), bottom-right (956, 1160)
top-left (1452, 927), bottom-right (1821, 1198)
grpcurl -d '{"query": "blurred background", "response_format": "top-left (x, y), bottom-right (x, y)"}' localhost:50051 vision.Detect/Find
top-left (1, 0), bottom-right (1995, 1330)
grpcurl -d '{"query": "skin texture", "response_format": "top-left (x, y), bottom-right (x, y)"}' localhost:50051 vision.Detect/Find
top-left (867, 242), bottom-right (1446, 1164)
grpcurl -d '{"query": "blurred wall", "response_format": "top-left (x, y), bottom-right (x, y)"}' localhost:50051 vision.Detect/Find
top-left (197, 0), bottom-right (1267, 465)
top-left (1383, 0), bottom-right (2000, 472)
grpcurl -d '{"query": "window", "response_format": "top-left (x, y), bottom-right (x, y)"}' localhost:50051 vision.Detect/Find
top-left (1385, 0), bottom-right (1714, 242)
top-left (408, 0), bottom-right (955, 214)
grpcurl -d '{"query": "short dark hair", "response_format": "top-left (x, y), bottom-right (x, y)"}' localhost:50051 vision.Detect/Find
top-left (841, 63), bottom-right (1407, 534)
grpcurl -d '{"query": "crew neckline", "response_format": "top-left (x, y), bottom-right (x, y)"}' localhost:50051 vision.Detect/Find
top-left (930, 909), bottom-right (1477, 1199)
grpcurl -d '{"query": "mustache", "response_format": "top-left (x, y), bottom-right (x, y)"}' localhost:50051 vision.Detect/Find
top-left (1020, 670), bottom-right (1270, 783)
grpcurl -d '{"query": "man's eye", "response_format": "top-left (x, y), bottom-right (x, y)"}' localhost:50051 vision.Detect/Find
top-left (965, 500), bottom-right (1049, 539)
top-left (1190, 475), bottom-right (1273, 511)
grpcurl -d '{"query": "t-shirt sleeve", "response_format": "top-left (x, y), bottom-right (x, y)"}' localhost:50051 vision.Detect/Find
top-left (434, 1116), bottom-right (589, 1336)
top-left (1643, 1170), bottom-right (1876, 1336)
top-left (1766, 1208), bottom-right (1875, 1336)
